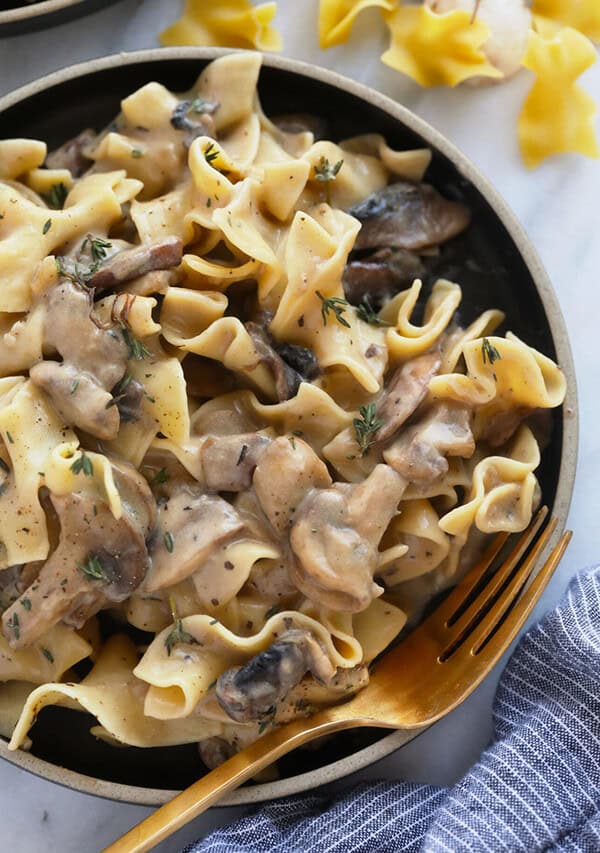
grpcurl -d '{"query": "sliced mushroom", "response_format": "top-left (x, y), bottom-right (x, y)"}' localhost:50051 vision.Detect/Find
top-left (43, 280), bottom-right (128, 390)
top-left (198, 738), bottom-right (236, 770)
top-left (87, 236), bottom-right (183, 293)
top-left (245, 323), bottom-right (305, 401)
top-left (110, 376), bottom-right (145, 425)
top-left (46, 128), bottom-right (96, 176)
top-left (374, 349), bottom-right (442, 444)
top-left (2, 487), bottom-right (151, 649)
top-left (477, 406), bottom-right (534, 448)
top-left (290, 465), bottom-right (406, 612)
top-left (275, 343), bottom-right (319, 381)
top-left (170, 99), bottom-right (218, 147)
top-left (272, 113), bottom-right (328, 140)
top-left (201, 433), bottom-right (272, 492)
top-left (30, 361), bottom-right (119, 441)
top-left (253, 436), bottom-right (332, 536)
top-left (216, 629), bottom-right (335, 723)
top-left (144, 487), bottom-right (245, 592)
top-left (384, 402), bottom-right (475, 484)
top-left (343, 248), bottom-right (426, 305)
top-left (350, 181), bottom-right (471, 252)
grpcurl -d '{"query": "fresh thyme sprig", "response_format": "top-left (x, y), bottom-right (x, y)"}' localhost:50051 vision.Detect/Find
top-left (82, 235), bottom-right (112, 264)
top-left (316, 291), bottom-right (351, 329)
top-left (77, 553), bottom-right (111, 583)
top-left (70, 451), bottom-right (94, 477)
top-left (43, 182), bottom-right (68, 209)
top-left (164, 596), bottom-right (198, 656)
top-left (204, 142), bottom-right (219, 165)
top-left (356, 297), bottom-right (389, 326)
top-left (121, 325), bottom-right (151, 361)
top-left (481, 338), bottom-right (502, 365)
top-left (353, 402), bottom-right (384, 456)
top-left (314, 156), bottom-right (343, 203)
top-left (55, 234), bottom-right (112, 287)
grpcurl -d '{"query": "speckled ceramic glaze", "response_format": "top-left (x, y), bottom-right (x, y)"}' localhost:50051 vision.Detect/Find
top-left (0, 48), bottom-right (577, 807)
top-left (0, 0), bottom-right (121, 37)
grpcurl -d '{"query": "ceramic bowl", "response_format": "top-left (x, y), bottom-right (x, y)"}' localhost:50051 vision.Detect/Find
top-left (0, 0), bottom-right (120, 37)
top-left (0, 47), bottom-right (578, 806)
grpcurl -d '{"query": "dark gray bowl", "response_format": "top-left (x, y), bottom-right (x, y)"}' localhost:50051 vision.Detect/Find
top-left (0, 0), bottom-right (121, 37)
top-left (0, 48), bottom-right (577, 806)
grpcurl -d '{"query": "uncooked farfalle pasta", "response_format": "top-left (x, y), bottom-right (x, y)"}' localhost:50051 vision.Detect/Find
top-left (0, 54), bottom-right (565, 767)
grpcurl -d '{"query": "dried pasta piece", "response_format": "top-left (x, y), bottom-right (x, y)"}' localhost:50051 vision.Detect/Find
top-left (440, 426), bottom-right (541, 537)
top-left (160, 0), bottom-right (282, 52)
top-left (381, 4), bottom-right (503, 87)
top-left (518, 27), bottom-right (600, 169)
top-left (0, 624), bottom-right (92, 684)
top-left (381, 279), bottom-right (462, 362)
top-left (318, 0), bottom-right (395, 49)
top-left (532, 0), bottom-right (600, 43)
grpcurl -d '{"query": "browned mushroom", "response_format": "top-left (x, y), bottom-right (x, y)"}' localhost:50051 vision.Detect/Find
top-left (477, 406), bottom-right (534, 448)
top-left (170, 98), bottom-right (218, 147)
top-left (343, 247), bottom-right (426, 305)
top-left (201, 433), bottom-right (272, 492)
top-left (253, 436), bottom-right (332, 536)
top-left (384, 402), bottom-right (475, 484)
top-left (143, 487), bottom-right (245, 592)
top-left (2, 483), bottom-right (153, 649)
top-left (272, 113), bottom-right (328, 140)
top-left (245, 323), bottom-right (318, 401)
top-left (30, 362), bottom-right (119, 441)
top-left (289, 464), bottom-right (406, 612)
top-left (45, 129), bottom-right (96, 176)
top-left (216, 629), bottom-right (335, 722)
top-left (87, 236), bottom-right (183, 292)
top-left (43, 280), bottom-right (128, 391)
top-left (374, 349), bottom-right (442, 444)
top-left (350, 182), bottom-right (471, 252)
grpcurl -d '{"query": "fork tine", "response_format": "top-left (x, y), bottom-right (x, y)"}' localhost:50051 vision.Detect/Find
top-left (469, 525), bottom-right (570, 655)
top-left (434, 506), bottom-right (548, 629)
top-left (446, 525), bottom-right (571, 664)
top-left (442, 510), bottom-right (554, 646)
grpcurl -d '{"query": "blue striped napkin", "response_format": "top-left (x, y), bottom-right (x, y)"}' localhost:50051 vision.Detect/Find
top-left (186, 567), bottom-right (600, 852)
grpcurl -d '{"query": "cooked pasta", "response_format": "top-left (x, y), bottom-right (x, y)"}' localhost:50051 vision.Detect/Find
top-left (0, 54), bottom-right (566, 767)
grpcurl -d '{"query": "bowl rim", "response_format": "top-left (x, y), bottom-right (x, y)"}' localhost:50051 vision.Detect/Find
top-left (0, 0), bottom-right (82, 25)
top-left (0, 46), bottom-right (578, 808)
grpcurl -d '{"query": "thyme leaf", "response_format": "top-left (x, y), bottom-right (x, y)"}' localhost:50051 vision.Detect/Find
top-left (353, 402), bottom-right (384, 456)
top-left (164, 531), bottom-right (175, 553)
top-left (316, 291), bottom-right (351, 329)
top-left (356, 297), bottom-right (389, 326)
top-left (481, 338), bottom-right (502, 365)
top-left (70, 451), bottom-right (94, 477)
top-left (165, 596), bottom-right (198, 656)
top-left (43, 182), bottom-right (68, 209)
top-left (121, 325), bottom-right (151, 360)
top-left (314, 156), bottom-right (343, 203)
top-left (77, 554), bottom-right (111, 582)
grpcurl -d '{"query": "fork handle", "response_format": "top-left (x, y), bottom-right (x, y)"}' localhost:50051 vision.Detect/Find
top-left (102, 710), bottom-right (367, 853)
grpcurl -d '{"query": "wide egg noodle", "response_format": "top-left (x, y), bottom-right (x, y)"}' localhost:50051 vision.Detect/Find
top-left (0, 380), bottom-right (77, 567)
top-left (0, 624), bottom-right (92, 684)
top-left (8, 635), bottom-right (244, 750)
top-left (135, 609), bottom-right (365, 721)
top-left (440, 425), bottom-right (542, 537)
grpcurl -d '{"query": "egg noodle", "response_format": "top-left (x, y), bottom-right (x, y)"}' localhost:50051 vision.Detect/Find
top-left (0, 54), bottom-right (565, 767)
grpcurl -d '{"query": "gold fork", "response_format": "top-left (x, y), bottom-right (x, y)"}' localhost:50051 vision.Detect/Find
top-left (104, 507), bottom-right (571, 853)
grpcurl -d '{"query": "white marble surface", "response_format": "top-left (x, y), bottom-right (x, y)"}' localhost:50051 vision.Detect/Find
top-left (0, 2), bottom-right (599, 851)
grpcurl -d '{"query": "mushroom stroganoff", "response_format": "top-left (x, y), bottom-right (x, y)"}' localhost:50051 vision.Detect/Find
top-left (0, 54), bottom-right (565, 767)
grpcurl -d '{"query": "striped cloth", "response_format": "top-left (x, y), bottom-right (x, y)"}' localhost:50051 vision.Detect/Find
top-left (186, 567), bottom-right (600, 852)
